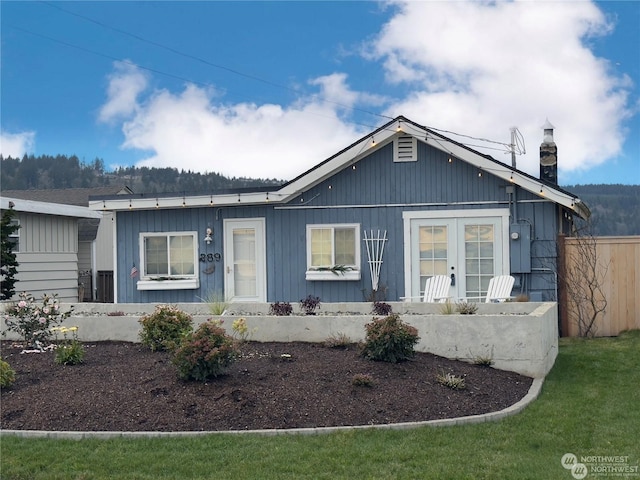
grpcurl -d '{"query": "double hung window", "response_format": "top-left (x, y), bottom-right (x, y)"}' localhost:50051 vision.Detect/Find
top-left (306, 224), bottom-right (360, 281)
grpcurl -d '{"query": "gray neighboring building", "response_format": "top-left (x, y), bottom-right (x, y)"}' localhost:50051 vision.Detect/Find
top-left (2, 186), bottom-right (132, 302)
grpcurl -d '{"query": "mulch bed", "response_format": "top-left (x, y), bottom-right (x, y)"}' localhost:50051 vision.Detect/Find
top-left (1, 341), bottom-right (533, 432)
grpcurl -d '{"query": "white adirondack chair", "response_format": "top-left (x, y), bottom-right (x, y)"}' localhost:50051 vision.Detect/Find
top-left (485, 275), bottom-right (515, 303)
top-left (400, 275), bottom-right (452, 303)
top-left (423, 275), bottom-right (453, 302)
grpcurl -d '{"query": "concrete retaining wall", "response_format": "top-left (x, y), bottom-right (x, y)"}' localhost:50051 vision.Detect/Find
top-left (1, 302), bottom-right (558, 378)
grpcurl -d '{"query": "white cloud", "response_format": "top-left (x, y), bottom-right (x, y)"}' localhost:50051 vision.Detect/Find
top-left (108, 68), bottom-right (363, 179)
top-left (98, 61), bottom-right (149, 124)
top-left (0, 131), bottom-right (35, 158)
top-left (371, 0), bottom-right (632, 178)
top-left (99, 1), bottom-right (633, 182)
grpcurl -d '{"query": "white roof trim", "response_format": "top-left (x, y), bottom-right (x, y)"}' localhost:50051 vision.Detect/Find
top-left (87, 116), bottom-right (588, 219)
top-left (1, 197), bottom-right (101, 219)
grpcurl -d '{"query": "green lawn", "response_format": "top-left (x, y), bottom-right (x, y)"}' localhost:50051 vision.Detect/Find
top-left (2, 330), bottom-right (639, 480)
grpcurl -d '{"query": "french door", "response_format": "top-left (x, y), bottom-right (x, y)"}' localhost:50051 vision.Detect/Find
top-left (403, 210), bottom-right (509, 301)
top-left (223, 218), bottom-right (266, 302)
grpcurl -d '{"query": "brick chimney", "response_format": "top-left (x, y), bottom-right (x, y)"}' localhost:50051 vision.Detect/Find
top-left (540, 119), bottom-right (557, 184)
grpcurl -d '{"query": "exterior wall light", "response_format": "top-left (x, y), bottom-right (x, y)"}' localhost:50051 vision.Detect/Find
top-left (204, 227), bottom-right (213, 244)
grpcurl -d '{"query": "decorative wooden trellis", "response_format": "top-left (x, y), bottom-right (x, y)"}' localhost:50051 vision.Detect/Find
top-left (363, 230), bottom-right (388, 292)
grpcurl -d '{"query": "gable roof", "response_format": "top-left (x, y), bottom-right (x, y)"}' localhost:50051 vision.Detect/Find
top-left (1, 196), bottom-right (101, 219)
top-left (89, 116), bottom-right (589, 219)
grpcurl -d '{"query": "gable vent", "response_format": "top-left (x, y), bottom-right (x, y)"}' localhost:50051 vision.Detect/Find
top-left (394, 135), bottom-right (417, 162)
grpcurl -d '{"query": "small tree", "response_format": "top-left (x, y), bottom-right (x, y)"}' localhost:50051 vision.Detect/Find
top-left (1, 206), bottom-right (20, 300)
top-left (559, 220), bottom-right (609, 337)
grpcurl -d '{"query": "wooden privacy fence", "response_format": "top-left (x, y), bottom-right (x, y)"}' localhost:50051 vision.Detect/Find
top-left (559, 235), bottom-right (640, 337)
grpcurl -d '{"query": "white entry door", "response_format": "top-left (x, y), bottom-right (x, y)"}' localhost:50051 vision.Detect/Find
top-left (223, 218), bottom-right (266, 302)
top-left (403, 210), bottom-right (509, 301)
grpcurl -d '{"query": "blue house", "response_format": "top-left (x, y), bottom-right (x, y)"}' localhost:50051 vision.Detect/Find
top-left (90, 116), bottom-right (589, 304)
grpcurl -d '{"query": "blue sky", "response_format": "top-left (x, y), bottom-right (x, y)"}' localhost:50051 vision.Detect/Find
top-left (1, 1), bottom-right (639, 185)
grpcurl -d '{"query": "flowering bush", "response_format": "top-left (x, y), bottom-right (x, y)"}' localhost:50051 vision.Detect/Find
top-left (360, 314), bottom-right (420, 363)
top-left (52, 326), bottom-right (85, 365)
top-left (139, 304), bottom-right (193, 352)
top-left (171, 320), bottom-right (239, 381)
top-left (231, 317), bottom-right (256, 343)
top-left (0, 358), bottom-right (16, 388)
top-left (3, 292), bottom-right (73, 348)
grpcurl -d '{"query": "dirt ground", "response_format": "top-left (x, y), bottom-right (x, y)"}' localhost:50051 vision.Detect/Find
top-left (1, 341), bottom-right (532, 432)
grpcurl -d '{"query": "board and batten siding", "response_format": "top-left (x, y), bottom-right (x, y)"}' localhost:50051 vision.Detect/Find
top-left (13, 212), bottom-right (80, 303)
top-left (114, 138), bottom-right (563, 303)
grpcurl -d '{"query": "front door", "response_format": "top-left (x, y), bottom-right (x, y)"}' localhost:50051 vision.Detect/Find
top-left (223, 218), bottom-right (266, 302)
top-left (403, 210), bottom-right (509, 301)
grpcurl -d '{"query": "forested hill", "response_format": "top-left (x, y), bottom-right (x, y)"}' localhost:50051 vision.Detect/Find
top-left (562, 184), bottom-right (640, 236)
top-left (1, 155), bottom-right (639, 235)
top-left (0, 154), bottom-right (283, 193)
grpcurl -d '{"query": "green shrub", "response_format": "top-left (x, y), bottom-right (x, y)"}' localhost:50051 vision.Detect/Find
top-left (139, 305), bottom-right (193, 352)
top-left (55, 341), bottom-right (85, 365)
top-left (360, 314), bottom-right (420, 363)
top-left (52, 326), bottom-right (85, 365)
top-left (171, 320), bottom-right (239, 381)
top-left (0, 358), bottom-right (16, 388)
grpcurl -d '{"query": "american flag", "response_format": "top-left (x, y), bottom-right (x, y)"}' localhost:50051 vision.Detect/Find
top-left (130, 264), bottom-right (138, 278)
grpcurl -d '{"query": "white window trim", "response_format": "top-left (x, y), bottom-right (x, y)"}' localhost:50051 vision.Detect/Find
top-left (305, 223), bottom-right (361, 281)
top-left (137, 231), bottom-right (199, 291)
top-left (402, 208), bottom-right (510, 300)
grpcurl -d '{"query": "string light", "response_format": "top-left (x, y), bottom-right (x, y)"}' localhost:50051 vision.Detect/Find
top-left (478, 170), bottom-right (483, 177)
top-left (371, 136), bottom-right (376, 146)
top-left (328, 185), bottom-right (332, 190)
top-left (155, 198), bottom-right (159, 208)
top-left (128, 200), bottom-right (132, 210)
top-left (448, 156), bottom-right (453, 163)
top-left (182, 196), bottom-right (186, 207)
